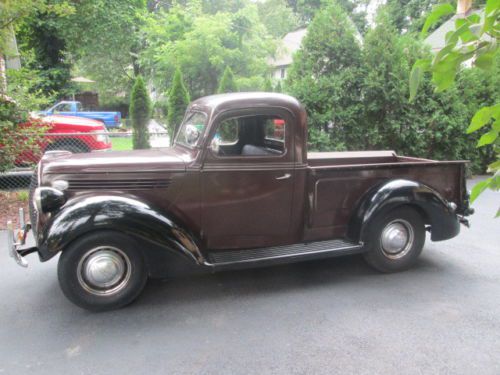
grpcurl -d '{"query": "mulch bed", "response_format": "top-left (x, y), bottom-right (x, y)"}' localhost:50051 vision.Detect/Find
top-left (0, 192), bottom-right (29, 230)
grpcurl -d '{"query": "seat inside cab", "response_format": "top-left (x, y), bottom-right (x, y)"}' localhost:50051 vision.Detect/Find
top-left (215, 115), bottom-right (285, 157)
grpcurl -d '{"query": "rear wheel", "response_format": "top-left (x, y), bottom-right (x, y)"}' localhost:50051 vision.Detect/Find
top-left (57, 231), bottom-right (148, 311)
top-left (363, 206), bottom-right (425, 273)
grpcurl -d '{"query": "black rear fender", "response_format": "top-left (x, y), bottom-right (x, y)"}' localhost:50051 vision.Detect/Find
top-left (347, 179), bottom-right (460, 243)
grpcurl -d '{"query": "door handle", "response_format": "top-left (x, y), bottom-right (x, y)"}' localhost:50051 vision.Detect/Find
top-left (276, 173), bottom-right (291, 180)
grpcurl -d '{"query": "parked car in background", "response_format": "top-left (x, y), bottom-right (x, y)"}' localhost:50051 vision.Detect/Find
top-left (16, 115), bottom-right (111, 165)
top-left (39, 101), bottom-right (122, 129)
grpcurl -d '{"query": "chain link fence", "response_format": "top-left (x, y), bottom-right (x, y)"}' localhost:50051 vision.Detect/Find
top-left (0, 131), bottom-right (170, 191)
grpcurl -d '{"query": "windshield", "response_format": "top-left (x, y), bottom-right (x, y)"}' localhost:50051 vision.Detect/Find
top-left (175, 111), bottom-right (208, 147)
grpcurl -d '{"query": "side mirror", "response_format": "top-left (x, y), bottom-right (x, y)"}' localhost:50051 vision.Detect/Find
top-left (185, 125), bottom-right (200, 145)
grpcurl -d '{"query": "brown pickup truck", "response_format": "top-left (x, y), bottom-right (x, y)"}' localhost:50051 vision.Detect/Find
top-left (7, 93), bottom-right (473, 310)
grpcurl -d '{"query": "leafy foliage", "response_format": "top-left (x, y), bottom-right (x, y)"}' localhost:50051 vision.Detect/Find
top-left (143, 3), bottom-right (273, 99)
top-left (263, 77), bottom-right (273, 92)
top-left (130, 75), bottom-right (151, 150)
top-left (410, 0), bottom-right (499, 213)
top-left (217, 67), bottom-right (238, 93)
top-left (286, 3), bottom-right (363, 151)
top-left (167, 68), bottom-right (190, 142)
top-left (257, 0), bottom-right (299, 37)
top-left (0, 89), bottom-right (48, 172)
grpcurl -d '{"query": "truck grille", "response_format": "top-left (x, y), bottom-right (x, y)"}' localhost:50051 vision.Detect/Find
top-left (67, 178), bottom-right (171, 191)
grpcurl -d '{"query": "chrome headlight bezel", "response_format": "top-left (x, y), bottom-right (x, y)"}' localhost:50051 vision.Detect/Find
top-left (33, 187), bottom-right (67, 214)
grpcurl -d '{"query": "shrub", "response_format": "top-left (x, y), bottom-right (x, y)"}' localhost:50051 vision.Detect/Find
top-left (0, 95), bottom-right (46, 172)
top-left (129, 75), bottom-right (151, 150)
top-left (217, 67), bottom-right (238, 93)
top-left (263, 78), bottom-right (273, 92)
top-left (167, 68), bottom-right (190, 142)
top-left (286, 4), bottom-right (364, 150)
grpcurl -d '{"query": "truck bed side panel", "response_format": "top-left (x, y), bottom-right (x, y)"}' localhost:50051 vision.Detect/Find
top-left (305, 162), bottom-right (465, 241)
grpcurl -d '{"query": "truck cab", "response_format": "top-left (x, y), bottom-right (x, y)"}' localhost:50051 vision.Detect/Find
top-left (7, 93), bottom-right (473, 311)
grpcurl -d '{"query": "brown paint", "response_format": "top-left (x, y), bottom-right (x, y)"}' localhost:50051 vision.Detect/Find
top-left (38, 93), bottom-right (467, 252)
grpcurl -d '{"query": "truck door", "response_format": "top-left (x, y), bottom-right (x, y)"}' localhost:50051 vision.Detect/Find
top-left (201, 108), bottom-right (295, 250)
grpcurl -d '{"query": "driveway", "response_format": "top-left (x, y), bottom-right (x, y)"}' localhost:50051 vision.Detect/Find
top-left (0, 178), bottom-right (499, 374)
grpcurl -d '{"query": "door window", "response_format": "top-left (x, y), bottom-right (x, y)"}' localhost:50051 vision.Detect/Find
top-left (211, 114), bottom-right (286, 157)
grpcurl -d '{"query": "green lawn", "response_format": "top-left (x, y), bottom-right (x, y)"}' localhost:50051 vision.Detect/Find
top-left (111, 137), bottom-right (133, 151)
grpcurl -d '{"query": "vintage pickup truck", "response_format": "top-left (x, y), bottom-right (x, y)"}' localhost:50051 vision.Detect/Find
top-left (39, 101), bottom-right (122, 129)
top-left (7, 93), bottom-right (473, 311)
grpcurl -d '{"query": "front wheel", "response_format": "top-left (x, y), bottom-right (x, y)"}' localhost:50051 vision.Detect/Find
top-left (57, 231), bottom-right (148, 311)
top-left (363, 206), bottom-right (425, 273)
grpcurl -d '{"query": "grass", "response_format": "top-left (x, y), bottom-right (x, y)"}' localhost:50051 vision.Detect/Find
top-left (111, 137), bottom-right (133, 151)
top-left (17, 190), bottom-right (29, 202)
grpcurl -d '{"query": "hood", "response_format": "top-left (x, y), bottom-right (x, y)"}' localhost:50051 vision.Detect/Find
top-left (41, 147), bottom-right (188, 175)
top-left (42, 115), bottom-right (104, 129)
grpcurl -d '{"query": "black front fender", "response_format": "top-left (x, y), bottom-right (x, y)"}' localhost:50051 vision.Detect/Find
top-left (347, 179), bottom-right (460, 243)
top-left (37, 195), bottom-right (203, 265)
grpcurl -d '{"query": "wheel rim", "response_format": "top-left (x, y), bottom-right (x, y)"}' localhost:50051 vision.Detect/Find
top-left (380, 219), bottom-right (414, 259)
top-left (77, 246), bottom-right (132, 296)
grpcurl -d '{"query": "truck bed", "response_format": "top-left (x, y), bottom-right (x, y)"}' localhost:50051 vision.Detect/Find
top-left (305, 150), bottom-right (467, 241)
top-left (307, 150), bottom-right (434, 167)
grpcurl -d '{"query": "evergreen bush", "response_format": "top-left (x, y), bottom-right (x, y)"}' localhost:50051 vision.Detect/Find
top-left (129, 75), bottom-right (151, 149)
top-left (167, 68), bottom-right (190, 143)
top-left (217, 67), bottom-right (238, 93)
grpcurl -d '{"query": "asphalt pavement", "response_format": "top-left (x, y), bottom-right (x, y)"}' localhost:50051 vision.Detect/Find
top-left (0, 178), bottom-right (499, 375)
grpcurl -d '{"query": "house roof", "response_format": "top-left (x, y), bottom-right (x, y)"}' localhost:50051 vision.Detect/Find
top-left (425, 8), bottom-right (487, 52)
top-left (270, 19), bottom-right (363, 68)
top-left (270, 27), bottom-right (308, 67)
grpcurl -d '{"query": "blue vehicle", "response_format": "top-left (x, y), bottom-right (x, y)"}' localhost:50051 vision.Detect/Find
top-left (39, 101), bottom-right (122, 129)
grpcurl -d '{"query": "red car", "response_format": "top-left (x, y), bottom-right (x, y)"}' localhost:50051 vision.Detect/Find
top-left (17, 115), bottom-right (111, 165)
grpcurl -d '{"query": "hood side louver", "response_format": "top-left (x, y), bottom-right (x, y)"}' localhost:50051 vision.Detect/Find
top-left (67, 178), bottom-right (171, 191)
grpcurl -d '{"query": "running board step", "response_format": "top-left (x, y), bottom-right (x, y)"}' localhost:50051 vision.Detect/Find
top-left (207, 239), bottom-right (364, 267)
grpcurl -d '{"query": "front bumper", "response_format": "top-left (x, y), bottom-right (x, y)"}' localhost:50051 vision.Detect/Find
top-left (6, 209), bottom-right (38, 268)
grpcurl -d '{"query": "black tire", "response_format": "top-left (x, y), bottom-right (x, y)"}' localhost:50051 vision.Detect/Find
top-left (363, 206), bottom-right (425, 273)
top-left (57, 231), bottom-right (148, 311)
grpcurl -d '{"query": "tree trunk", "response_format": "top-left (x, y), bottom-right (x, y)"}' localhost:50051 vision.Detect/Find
top-left (0, 54), bottom-right (6, 95)
top-left (457, 0), bottom-right (472, 15)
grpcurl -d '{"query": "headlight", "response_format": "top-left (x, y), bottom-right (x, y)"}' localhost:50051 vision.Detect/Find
top-left (93, 131), bottom-right (110, 143)
top-left (34, 187), bottom-right (67, 213)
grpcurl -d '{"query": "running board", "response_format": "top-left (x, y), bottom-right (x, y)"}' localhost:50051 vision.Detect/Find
top-left (207, 239), bottom-right (364, 268)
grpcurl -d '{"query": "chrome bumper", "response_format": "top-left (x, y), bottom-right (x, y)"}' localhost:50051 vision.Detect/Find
top-left (6, 208), bottom-right (37, 268)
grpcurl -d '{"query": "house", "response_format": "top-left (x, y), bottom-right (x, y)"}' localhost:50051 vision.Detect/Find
top-left (424, 8), bottom-right (487, 55)
top-left (270, 21), bottom-right (363, 81)
top-left (270, 27), bottom-right (308, 81)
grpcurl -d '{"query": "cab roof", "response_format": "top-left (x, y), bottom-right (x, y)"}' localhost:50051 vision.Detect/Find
top-left (189, 92), bottom-right (305, 118)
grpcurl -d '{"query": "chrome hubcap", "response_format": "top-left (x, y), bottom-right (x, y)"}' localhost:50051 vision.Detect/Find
top-left (380, 219), bottom-right (414, 259)
top-left (77, 246), bottom-right (132, 296)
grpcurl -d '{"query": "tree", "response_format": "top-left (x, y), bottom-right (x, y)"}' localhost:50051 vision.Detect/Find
top-left (385, 0), bottom-right (442, 34)
top-left (275, 80), bottom-right (282, 93)
top-left (143, 3), bottom-right (273, 99)
top-left (263, 77), bottom-right (273, 92)
top-left (286, 4), bottom-right (364, 150)
top-left (17, 11), bottom-right (73, 97)
top-left (58, 0), bottom-right (148, 100)
top-left (130, 75), bottom-right (151, 150)
top-left (217, 67), bottom-right (238, 93)
top-left (360, 6), bottom-right (490, 173)
top-left (257, 0), bottom-right (299, 37)
top-left (167, 68), bottom-right (190, 142)
top-left (410, 0), bottom-right (500, 214)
